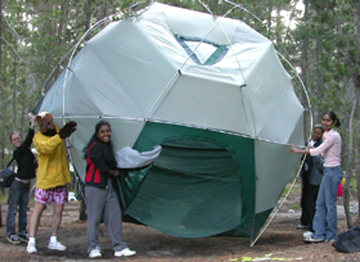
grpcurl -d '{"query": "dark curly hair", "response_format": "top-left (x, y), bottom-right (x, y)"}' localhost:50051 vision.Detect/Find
top-left (83, 121), bottom-right (114, 159)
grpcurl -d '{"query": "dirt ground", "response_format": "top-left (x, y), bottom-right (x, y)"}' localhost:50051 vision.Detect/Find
top-left (0, 184), bottom-right (360, 262)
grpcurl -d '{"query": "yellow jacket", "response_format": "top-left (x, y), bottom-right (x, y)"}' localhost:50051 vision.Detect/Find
top-left (33, 128), bottom-right (72, 189)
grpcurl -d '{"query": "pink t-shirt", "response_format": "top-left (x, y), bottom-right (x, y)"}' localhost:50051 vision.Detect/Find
top-left (309, 129), bottom-right (342, 167)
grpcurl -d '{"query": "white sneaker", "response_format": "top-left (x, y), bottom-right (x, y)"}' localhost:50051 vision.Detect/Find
top-left (89, 247), bottom-right (102, 258)
top-left (27, 242), bottom-right (38, 253)
top-left (114, 247), bottom-right (136, 257)
top-left (303, 231), bottom-right (313, 239)
top-left (303, 236), bottom-right (325, 243)
top-left (48, 241), bottom-right (67, 251)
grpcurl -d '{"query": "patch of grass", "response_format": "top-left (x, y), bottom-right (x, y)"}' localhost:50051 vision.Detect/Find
top-left (290, 203), bottom-right (301, 210)
top-left (0, 193), bottom-right (8, 202)
top-left (282, 179), bottom-right (301, 197)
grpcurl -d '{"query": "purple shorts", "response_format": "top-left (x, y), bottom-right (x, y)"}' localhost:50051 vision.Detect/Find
top-left (34, 186), bottom-right (68, 205)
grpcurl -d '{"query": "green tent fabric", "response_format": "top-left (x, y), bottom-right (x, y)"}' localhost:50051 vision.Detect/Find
top-left (38, 3), bottom-right (304, 243)
top-left (123, 123), bottom-right (248, 238)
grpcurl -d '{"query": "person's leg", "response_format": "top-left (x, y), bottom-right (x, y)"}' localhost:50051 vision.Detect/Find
top-left (51, 203), bottom-right (64, 237)
top-left (6, 180), bottom-right (22, 237)
top-left (27, 188), bottom-right (50, 253)
top-left (27, 202), bottom-right (46, 253)
top-left (300, 176), bottom-right (310, 227)
top-left (312, 170), bottom-right (329, 240)
top-left (45, 186), bottom-right (68, 250)
top-left (18, 183), bottom-right (30, 236)
top-left (28, 201), bottom-right (47, 238)
top-left (325, 166), bottom-right (343, 241)
top-left (85, 186), bottom-right (107, 254)
top-left (103, 181), bottom-right (127, 252)
top-left (306, 185), bottom-right (319, 232)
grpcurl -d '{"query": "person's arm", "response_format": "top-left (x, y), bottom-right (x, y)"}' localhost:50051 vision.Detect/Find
top-left (290, 144), bottom-right (310, 155)
top-left (308, 135), bottom-right (335, 156)
top-left (13, 128), bottom-right (34, 159)
top-left (89, 143), bottom-right (119, 177)
top-left (33, 132), bottom-right (63, 154)
top-left (22, 128), bottom-right (34, 148)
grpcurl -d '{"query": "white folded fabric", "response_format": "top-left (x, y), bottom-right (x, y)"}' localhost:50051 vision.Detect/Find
top-left (115, 145), bottom-right (162, 169)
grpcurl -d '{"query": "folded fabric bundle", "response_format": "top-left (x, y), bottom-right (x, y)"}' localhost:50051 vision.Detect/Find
top-left (115, 145), bottom-right (162, 169)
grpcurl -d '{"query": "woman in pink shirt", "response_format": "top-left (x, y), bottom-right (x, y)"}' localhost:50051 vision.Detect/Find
top-left (290, 111), bottom-right (343, 243)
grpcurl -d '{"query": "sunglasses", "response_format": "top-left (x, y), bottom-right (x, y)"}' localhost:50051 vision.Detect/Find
top-left (41, 121), bottom-right (52, 127)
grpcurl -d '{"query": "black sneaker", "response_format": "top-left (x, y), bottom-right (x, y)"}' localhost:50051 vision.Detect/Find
top-left (296, 224), bottom-right (308, 230)
top-left (18, 233), bottom-right (30, 243)
top-left (6, 235), bottom-right (21, 244)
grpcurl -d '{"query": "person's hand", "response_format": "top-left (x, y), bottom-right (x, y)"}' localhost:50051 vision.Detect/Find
top-left (109, 169), bottom-right (119, 177)
top-left (28, 112), bottom-right (35, 128)
top-left (59, 121), bottom-right (77, 139)
top-left (289, 144), bottom-right (297, 153)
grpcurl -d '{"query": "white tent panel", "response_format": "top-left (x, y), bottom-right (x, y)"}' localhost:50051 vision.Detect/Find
top-left (216, 42), bottom-right (269, 78)
top-left (254, 140), bottom-right (301, 214)
top-left (257, 87), bottom-right (304, 144)
top-left (288, 113), bottom-right (305, 145)
top-left (242, 44), bottom-right (297, 141)
top-left (39, 70), bottom-right (73, 116)
top-left (68, 21), bottom-right (183, 117)
top-left (150, 72), bottom-right (254, 135)
top-left (66, 48), bottom-right (144, 117)
top-left (231, 22), bottom-right (271, 44)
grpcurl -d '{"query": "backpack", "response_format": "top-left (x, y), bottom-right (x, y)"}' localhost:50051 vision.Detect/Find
top-left (333, 226), bottom-right (360, 253)
top-left (0, 158), bottom-right (16, 188)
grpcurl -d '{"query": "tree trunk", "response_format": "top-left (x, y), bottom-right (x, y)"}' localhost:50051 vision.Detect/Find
top-left (301, 0), bottom-right (310, 138)
top-left (357, 122), bottom-right (360, 222)
top-left (344, 98), bottom-right (356, 228)
top-left (0, 0), bottom-right (3, 228)
top-left (85, 0), bottom-right (92, 33)
top-left (12, 41), bottom-right (17, 130)
top-left (354, 0), bottom-right (360, 222)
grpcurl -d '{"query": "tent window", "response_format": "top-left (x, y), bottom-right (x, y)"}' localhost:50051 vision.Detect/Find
top-left (175, 35), bottom-right (228, 66)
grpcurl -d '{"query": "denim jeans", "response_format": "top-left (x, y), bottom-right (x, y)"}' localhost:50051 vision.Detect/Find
top-left (6, 179), bottom-right (30, 236)
top-left (312, 166), bottom-right (343, 240)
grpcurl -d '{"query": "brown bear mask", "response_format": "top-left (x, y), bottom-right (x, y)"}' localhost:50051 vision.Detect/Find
top-left (35, 112), bottom-right (56, 134)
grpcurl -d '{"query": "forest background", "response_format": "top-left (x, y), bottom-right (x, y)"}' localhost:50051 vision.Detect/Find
top-left (1, 0), bottom-right (360, 226)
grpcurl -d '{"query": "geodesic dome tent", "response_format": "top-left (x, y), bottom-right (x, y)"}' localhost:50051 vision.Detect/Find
top-left (38, 2), bottom-right (304, 243)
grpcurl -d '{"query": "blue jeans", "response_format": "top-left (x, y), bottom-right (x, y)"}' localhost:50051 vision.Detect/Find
top-left (6, 179), bottom-right (30, 236)
top-left (312, 166), bottom-right (343, 240)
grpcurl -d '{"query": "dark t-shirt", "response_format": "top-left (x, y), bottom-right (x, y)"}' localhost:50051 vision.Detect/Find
top-left (13, 128), bottom-right (37, 180)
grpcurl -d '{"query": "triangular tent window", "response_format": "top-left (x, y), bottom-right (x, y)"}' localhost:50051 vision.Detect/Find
top-left (175, 35), bottom-right (228, 66)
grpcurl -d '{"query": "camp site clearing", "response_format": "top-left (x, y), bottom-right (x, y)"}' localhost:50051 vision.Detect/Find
top-left (0, 184), bottom-right (358, 262)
